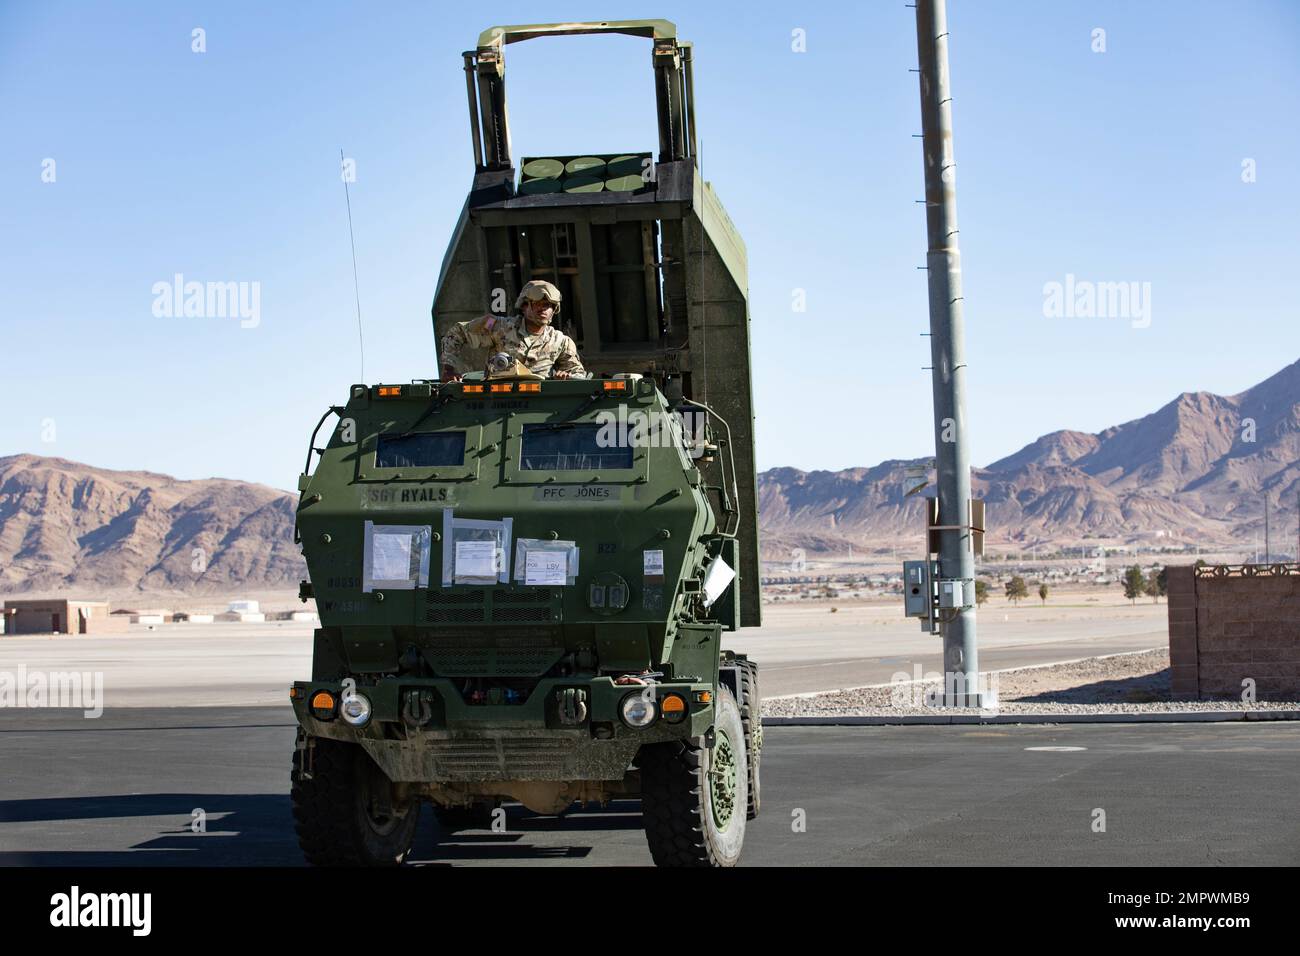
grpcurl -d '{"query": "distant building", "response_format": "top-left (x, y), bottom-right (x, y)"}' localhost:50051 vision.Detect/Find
top-left (2, 599), bottom-right (129, 635)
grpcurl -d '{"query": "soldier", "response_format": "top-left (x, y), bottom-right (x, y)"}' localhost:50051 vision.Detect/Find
top-left (440, 279), bottom-right (586, 381)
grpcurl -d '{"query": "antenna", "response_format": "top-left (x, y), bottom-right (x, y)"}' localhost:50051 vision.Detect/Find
top-left (341, 148), bottom-right (366, 382)
top-left (698, 139), bottom-right (706, 389)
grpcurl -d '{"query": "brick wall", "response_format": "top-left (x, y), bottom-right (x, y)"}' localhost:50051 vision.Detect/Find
top-left (1166, 565), bottom-right (1300, 701)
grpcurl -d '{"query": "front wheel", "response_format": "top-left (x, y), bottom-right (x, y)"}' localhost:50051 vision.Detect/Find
top-left (639, 686), bottom-right (748, 867)
top-left (291, 735), bottom-right (422, 866)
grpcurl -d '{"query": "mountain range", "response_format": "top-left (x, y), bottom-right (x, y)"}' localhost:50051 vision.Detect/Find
top-left (0, 456), bottom-right (301, 595)
top-left (759, 358), bottom-right (1300, 557)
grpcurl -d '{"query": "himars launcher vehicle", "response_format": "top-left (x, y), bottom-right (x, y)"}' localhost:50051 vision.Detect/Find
top-left (288, 20), bottom-right (763, 867)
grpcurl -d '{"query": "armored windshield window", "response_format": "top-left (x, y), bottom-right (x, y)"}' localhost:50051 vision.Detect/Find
top-left (376, 432), bottom-right (466, 468)
top-left (520, 423), bottom-right (633, 471)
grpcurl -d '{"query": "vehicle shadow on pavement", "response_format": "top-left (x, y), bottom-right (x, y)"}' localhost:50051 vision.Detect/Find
top-left (0, 795), bottom-right (646, 866)
top-left (0, 792), bottom-right (303, 866)
top-left (409, 800), bottom-right (644, 865)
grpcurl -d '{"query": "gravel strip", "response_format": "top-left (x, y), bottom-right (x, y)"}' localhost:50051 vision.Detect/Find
top-left (762, 648), bottom-right (1300, 718)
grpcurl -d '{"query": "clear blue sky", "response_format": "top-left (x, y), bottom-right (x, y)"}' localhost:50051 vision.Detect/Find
top-left (3, 0), bottom-right (1298, 491)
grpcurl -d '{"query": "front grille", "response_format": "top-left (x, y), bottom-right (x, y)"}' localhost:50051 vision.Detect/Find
top-left (424, 635), bottom-right (562, 677)
top-left (427, 589), bottom-right (486, 604)
top-left (493, 588), bottom-right (553, 603)
top-left (432, 736), bottom-right (579, 779)
top-left (491, 606), bottom-right (553, 623)
top-left (427, 608), bottom-right (488, 624)
top-left (424, 586), bottom-right (559, 627)
top-left (425, 588), bottom-right (486, 624)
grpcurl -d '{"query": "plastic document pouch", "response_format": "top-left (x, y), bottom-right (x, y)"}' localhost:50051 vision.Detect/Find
top-left (362, 521), bottom-right (432, 592)
top-left (513, 538), bottom-right (579, 586)
top-left (442, 509), bottom-right (513, 585)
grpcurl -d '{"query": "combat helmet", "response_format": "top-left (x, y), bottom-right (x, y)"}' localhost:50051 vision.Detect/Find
top-left (515, 279), bottom-right (562, 313)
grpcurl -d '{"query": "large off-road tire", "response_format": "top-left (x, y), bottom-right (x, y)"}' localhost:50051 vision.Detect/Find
top-left (738, 660), bottom-right (762, 820)
top-left (639, 686), bottom-right (748, 867)
top-left (291, 735), bottom-right (422, 866)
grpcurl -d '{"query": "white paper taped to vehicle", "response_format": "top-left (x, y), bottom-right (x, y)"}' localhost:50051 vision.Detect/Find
top-left (513, 538), bottom-right (579, 585)
top-left (702, 555), bottom-right (736, 608)
top-left (455, 540), bottom-right (499, 578)
top-left (362, 521), bottom-right (432, 592)
top-left (525, 550), bottom-right (568, 585)
top-left (442, 509), bottom-right (513, 585)
top-left (643, 549), bottom-right (665, 577)
top-left (372, 535), bottom-right (411, 580)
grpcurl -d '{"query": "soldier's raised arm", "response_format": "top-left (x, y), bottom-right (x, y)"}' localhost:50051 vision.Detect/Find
top-left (441, 314), bottom-right (506, 380)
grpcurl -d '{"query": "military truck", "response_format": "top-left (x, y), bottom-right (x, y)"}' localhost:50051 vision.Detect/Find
top-left (289, 19), bottom-right (763, 867)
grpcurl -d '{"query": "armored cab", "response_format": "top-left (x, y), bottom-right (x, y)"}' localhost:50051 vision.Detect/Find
top-left (289, 19), bottom-right (762, 868)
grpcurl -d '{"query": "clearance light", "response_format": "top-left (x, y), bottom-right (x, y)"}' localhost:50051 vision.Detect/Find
top-left (309, 690), bottom-right (337, 719)
top-left (517, 382), bottom-right (541, 393)
top-left (489, 383), bottom-right (514, 393)
top-left (693, 690), bottom-right (712, 704)
top-left (462, 384), bottom-right (484, 393)
top-left (377, 386), bottom-right (402, 398)
top-left (602, 380), bottom-right (628, 392)
top-left (661, 693), bottom-right (687, 723)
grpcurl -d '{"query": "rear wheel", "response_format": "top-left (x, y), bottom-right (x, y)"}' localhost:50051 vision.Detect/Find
top-left (738, 661), bottom-right (762, 820)
top-left (291, 735), bottom-right (422, 866)
top-left (639, 686), bottom-right (748, 867)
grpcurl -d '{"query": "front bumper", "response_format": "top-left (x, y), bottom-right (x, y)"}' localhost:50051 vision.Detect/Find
top-left (290, 676), bottom-right (714, 783)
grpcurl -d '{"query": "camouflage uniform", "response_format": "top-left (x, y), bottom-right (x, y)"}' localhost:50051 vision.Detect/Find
top-left (440, 281), bottom-right (585, 379)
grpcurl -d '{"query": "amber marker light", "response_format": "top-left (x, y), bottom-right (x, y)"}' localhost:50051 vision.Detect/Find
top-left (462, 384), bottom-right (484, 393)
top-left (661, 693), bottom-right (688, 723)
top-left (602, 380), bottom-right (627, 391)
top-left (377, 386), bottom-right (402, 397)
top-left (309, 691), bottom-right (337, 719)
top-left (518, 382), bottom-right (541, 392)
top-left (693, 690), bottom-right (712, 704)
top-left (489, 383), bottom-right (514, 393)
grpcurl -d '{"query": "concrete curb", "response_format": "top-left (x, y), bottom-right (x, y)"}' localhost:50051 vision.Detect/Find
top-left (762, 710), bottom-right (1300, 727)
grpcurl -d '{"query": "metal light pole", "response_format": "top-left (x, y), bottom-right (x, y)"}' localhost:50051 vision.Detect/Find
top-left (1264, 494), bottom-right (1270, 564)
top-left (916, 0), bottom-right (979, 706)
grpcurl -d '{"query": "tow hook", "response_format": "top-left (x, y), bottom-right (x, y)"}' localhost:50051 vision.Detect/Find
top-left (557, 688), bottom-right (588, 725)
top-left (403, 690), bottom-right (435, 729)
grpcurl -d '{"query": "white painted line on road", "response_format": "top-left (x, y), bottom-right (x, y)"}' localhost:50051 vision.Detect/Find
top-left (1025, 746), bottom-right (1087, 751)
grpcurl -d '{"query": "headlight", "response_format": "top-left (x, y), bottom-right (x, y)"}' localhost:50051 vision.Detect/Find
top-left (339, 693), bottom-right (372, 727)
top-left (620, 692), bottom-right (657, 728)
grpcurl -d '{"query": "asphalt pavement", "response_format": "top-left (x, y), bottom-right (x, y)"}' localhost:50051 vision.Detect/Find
top-left (2, 707), bottom-right (1296, 866)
